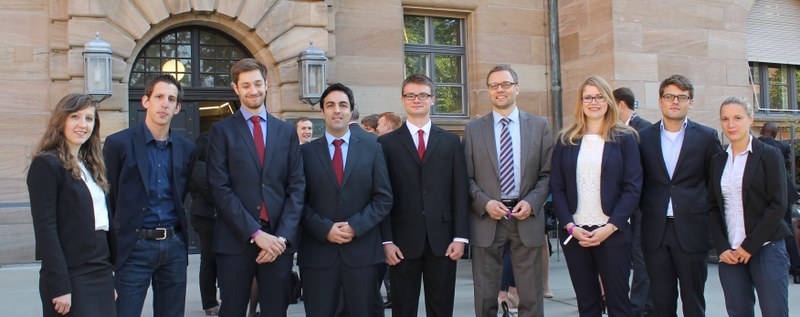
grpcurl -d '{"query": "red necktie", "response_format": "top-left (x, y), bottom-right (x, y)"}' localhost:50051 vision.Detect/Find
top-left (333, 139), bottom-right (344, 185)
top-left (251, 116), bottom-right (268, 221)
top-left (417, 129), bottom-right (425, 160)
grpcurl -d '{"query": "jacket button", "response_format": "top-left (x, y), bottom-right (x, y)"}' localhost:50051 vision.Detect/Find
top-left (256, 205), bottom-right (261, 210)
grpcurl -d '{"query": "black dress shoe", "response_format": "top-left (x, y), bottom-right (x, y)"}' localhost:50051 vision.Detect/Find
top-left (794, 274), bottom-right (800, 284)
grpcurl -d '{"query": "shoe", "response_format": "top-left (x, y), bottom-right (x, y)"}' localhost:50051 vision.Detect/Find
top-left (544, 290), bottom-right (554, 298)
top-left (204, 306), bottom-right (220, 316)
top-left (794, 274), bottom-right (800, 284)
top-left (383, 300), bottom-right (392, 309)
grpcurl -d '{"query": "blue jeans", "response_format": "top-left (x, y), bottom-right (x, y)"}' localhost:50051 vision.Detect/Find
top-left (718, 240), bottom-right (789, 317)
top-left (115, 235), bottom-right (188, 317)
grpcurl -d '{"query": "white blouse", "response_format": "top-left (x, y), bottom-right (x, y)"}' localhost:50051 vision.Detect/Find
top-left (78, 161), bottom-right (110, 231)
top-left (720, 136), bottom-right (752, 249)
top-left (574, 135), bottom-right (609, 226)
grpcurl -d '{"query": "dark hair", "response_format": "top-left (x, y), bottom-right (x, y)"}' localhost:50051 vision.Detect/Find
top-left (31, 94), bottom-right (109, 191)
top-left (144, 74), bottom-right (183, 104)
top-left (402, 73), bottom-right (435, 94)
top-left (231, 58), bottom-right (267, 85)
top-left (351, 107), bottom-right (360, 120)
top-left (486, 65), bottom-right (518, 85)
top-left (319, 83), bottom-right (354, 110)
top-left (761, 121), bottom-right (779, 138)
top-left (361, 114), bottom-right (379, 129)
top-left (294, 117), bottom-right (312, 128)
top-left (613, 87), bottom-right (636, 110)
top-left (659, 74), bottom-right (694, 99)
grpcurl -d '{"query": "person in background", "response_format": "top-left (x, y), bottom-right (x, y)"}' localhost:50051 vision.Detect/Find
top-left (361, 114), bottom-right (380, 135)
top-left (104, 74), bottom-right (195, 317)
top-left (550, 76), bottom-right (642, 317)
top-left (188, 133), bottom-right (220, 316)
top-left (708, 96), bottom-right (791, 316)
top-left (295, 117), bottom-right (314, 144)
top-left (377, 112), bottom-right (402, 136)
top-left (757, 122), bottom-right (800, 284)
top-left (27, 94), bottom-right (116, 317)
top-left (613, 86), bottom-right (652, 317)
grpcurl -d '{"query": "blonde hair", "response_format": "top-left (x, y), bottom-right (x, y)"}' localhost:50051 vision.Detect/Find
top-left (559, 76), bottom-right (636, 145)
top-left (31, 94), bottom-right (109, 191)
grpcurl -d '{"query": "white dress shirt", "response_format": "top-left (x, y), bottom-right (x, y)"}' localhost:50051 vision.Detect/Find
top-left (78, 161), bottom-right (110, 231)
top-left (660, 118), bottom-right (688, 217)
top-left (720, 135), bottom-right (752, 249)
top-left (325, 130), bottom-right (351, 164)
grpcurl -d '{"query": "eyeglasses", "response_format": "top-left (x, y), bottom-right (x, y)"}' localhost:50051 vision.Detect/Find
top-left (488, 82), bottom-right (517, 90)
top-left (661, 94), bottom-right (691, 103)
top-left (403, 93), bottom-right (433, 101)
top-left (582, 95), bottom-right (607, 103)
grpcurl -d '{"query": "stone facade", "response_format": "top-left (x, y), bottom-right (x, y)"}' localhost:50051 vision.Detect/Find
top-left (0, 0), bottom-right (763, 264)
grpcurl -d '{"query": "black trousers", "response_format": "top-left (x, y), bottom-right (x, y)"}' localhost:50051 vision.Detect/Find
top-left (191, 215), bottom-right (219, 309)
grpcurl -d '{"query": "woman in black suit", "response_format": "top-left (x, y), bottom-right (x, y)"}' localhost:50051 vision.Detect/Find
top-left (27, 94), bottom-right (115, 316)
top-left (708, 96), bottom-right (791, 316)
top-left (550, 76), bottom-right (642, 317)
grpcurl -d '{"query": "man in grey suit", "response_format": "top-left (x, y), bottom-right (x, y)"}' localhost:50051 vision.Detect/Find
top-left (464, 65), bottom-right (553, 317)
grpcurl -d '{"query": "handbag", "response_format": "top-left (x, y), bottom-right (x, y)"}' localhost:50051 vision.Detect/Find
top-left (543, 201), bottom-right (557, 233)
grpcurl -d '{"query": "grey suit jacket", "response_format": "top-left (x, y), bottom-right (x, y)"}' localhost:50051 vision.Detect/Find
top-left (463, 110), bottom-right (553, 247)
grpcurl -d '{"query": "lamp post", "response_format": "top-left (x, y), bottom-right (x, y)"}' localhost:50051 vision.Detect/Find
top-left (83, 32), bottom-right (112, 102)
top-left (297, 43), bottom-right (327, 106)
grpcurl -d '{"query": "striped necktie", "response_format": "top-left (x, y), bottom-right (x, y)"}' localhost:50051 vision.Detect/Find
top-left (499, 117), bottom-right (515, 196)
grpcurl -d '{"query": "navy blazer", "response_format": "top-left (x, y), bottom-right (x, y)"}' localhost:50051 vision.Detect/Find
top-left (378, 123), bottom-right (469, 258)
top-left (550, 131), bottom-right (643, 231)
top-left (103, 123), bottom-right (195, 270)
top-left (27, 153), bottom-right (116, 297)
top-left (207, 111), bottom-right (305, 254)
top-left (298, 132), bottom-right (392, 268)
top-left (708, 137), bottom-right (792, 255)
top-left (638, 120), bottom-right (722, 253)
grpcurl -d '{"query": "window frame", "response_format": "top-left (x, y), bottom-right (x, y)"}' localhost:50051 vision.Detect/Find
top-left (751, 61), bottom-right (800, 115)
top-left (403, 14), bottom-right (468, 118)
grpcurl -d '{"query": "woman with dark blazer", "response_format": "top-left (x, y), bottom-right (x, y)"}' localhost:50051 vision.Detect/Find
top-left (708, 96), bottom-right (791, 316)
top-left (550, 76), bottom-right (642, 317)
top-left (26, 94), bottom-right (116, 317)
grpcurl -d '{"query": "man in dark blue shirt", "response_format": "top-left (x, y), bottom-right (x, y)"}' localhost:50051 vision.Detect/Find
top-left (104, 74), bottom-right (196, 317)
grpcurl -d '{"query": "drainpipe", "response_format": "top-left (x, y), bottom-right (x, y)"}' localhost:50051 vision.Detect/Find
top-left (548, 0), bottom-right (563, 134)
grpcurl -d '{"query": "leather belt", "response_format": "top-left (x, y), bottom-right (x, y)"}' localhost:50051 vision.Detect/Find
top-left (501, 198), bottom-right (519, 208)
top-left (137, 226), bottom-right (179, 241)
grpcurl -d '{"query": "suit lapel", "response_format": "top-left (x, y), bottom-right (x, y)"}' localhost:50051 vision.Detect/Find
top-left (264, 115), bottom-right (281, 176)
top-left (342, 133), bottom-right (362, 187)
top-left (479, 115), bottom-right (500, 174)
top-left (518, 112), bottom-right (532, 178)
top-left (741, 140), bottom-right (761, 207)
top-left (133, 124), bottom-right (150, 195)
top-left (170, 136), bottom-right (184, 196)
top-left (312, 137), bottom-right (340, 188)
top-left (674, 120), bottom-right (697, 175)
top-left (396, 126), bottom-right (422, 165)
top-left (650, 121), bottom-right (671, 179)
top-left (233, 111), bottom-right (262, 168)
top-left (424, 125), bottom-right (443, 165)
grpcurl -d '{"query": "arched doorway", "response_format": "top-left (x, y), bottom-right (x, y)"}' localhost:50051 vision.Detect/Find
top-left (128, 26), bottom-right (252, 140)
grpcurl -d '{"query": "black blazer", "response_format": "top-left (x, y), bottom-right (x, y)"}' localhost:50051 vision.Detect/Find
top-left (378, 124), bottom-right (469, 258)
top-left (629, 115), bottom-right (652, 132)
top-left (103, 123), bottom-right (195, 270)
top-left (27, 153), bottom-right (115, 297)
top-left (708, 138), bottom-right (792, 255)
top-left (638, 120), bottom-right (722, 253)
top-left (298, 132), bottom-right (393, 268)
top-left (550, 131), bottom-right (643, 231)
top-left (207, 111), bottom-right (305, 254)
top-left (189, 133), bottom-right (215, 219)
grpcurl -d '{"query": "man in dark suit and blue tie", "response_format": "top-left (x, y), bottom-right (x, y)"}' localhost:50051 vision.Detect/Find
top-left (638, 75), bottom-right (722, 317)
top-left (103, 74), bottom-right (196, 317)
top-left (379, 74), bottom-right (469, 317)
top-left (207, 58), bottom-right (305, 316)
top-left (298, 83), bottom-right (393, 317)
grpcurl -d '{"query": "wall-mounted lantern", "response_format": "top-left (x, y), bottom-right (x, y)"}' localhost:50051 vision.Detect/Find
top-left (83, 32), bottom-right (112, 102)
top-left (297, 43), bottom-right (327, 106)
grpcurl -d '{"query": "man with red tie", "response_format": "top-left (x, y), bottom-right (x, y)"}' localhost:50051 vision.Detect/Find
top-left (207, 58), bottom-right (305, 316)
top-left (298, 83), bottom-right (393, 317)
top-left (379, 73), bottom-right (470, 316)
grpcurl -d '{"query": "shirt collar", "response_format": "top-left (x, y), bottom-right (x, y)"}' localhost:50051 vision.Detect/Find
top-left (492, 107), bottom-right (520, 126)
top-left (240, 107), bottom-right (267, 123)
top-left (405, 120), bottom-right (431, 136)
top-left (659, 117), bottom-right (688, 132)
top-left (325, 130), bottom-right (351, 145)
top-left (142, 122), bottom-right (172, 144)
top-left (726, 135), bottom-right (754, 156)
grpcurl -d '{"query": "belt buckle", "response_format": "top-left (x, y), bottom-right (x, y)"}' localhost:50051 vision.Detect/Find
top-left (155, 228), bottom-right (168, 241)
